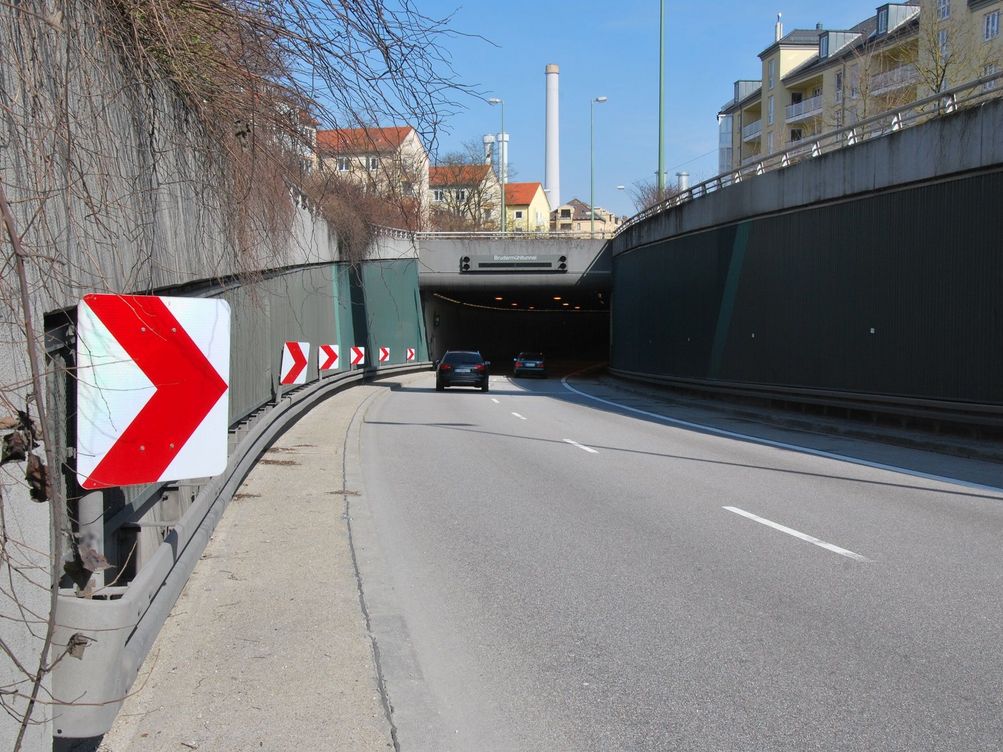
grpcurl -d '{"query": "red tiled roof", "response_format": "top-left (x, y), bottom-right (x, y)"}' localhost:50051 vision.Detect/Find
top-left (315, 126), bottom-right (415, 154)
top-left (429, 164), bottom-right (492, 187)
top-left (504, 182), bottom-right (543, 206)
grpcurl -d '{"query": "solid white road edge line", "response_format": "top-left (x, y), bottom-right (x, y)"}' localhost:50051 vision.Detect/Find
top-left (723, 506), bottom-right (871, 562)
top-left (560, 374), bottom-right (1003, 495)
top-left (564, 439), bottom-right (599, 454)
top-left (511, 412), bottom-right (527, 420)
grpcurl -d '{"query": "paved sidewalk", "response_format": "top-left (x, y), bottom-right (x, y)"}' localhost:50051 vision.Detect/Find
top-left (97, 381), bottom-right (399, 752)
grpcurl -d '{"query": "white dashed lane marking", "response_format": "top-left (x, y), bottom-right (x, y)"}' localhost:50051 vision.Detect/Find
top-left (511, 412), bottom-right (527, 420)
top-left (723, 506), bottom-right (871, 562)
top-left (564, 439), bottom-right (599, 454)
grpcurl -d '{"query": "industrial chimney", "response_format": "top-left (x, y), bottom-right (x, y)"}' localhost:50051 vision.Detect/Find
top-left (545, 64), bottom-right (560, 208)
top-left (775, 12), bottom-right (784, 42)
top-left (482, 133), bottom-right (495, 164)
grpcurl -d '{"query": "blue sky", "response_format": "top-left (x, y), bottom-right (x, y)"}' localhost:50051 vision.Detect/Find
top-left (416, 0), bottom-right (888, 217)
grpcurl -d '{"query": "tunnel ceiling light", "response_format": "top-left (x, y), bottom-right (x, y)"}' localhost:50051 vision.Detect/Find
top-left (562, 302), bottom-right (570, 307)
top-left (511, 302), bottom-right (518, 307)
top-left (494, 296), bottom-right (504, 301)
top-left (575, 305), bottom-right (581, 310)
top-left (553, 296), bottom-right (562, 301)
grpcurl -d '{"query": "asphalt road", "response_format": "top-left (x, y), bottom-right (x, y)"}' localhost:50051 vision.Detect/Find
top-left (357, 370), bottom-right (1003, 752)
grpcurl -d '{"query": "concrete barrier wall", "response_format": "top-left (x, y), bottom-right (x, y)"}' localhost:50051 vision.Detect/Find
top-left (610, 99), bottom-right (1003, 407)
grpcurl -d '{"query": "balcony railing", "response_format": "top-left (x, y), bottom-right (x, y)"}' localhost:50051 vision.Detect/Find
top-left (871, 64), bottom-right (919, 95)
top-left (785, 94), bottom-right (824, 122)
top-left (742, 119), bottom-right (763, 141)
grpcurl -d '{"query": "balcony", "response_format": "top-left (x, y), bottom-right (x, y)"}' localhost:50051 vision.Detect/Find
top-left (742, 119), bottom-right (763, 142)
top-left (785, 94), bottom-right (823, 123)
top-left (871, 64), bottom-right (919, 95)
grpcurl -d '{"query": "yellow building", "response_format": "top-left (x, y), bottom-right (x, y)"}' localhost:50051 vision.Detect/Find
top-left (504, 182), bottom-right (552, 233)
top-left (719, 3), bottom-right (1001, 173)
top-left (550, 198), bottom-right (620, 237)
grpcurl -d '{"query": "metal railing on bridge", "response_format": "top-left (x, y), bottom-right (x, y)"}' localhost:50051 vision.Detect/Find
top-left (616, 70), bottom-right (1003, 238)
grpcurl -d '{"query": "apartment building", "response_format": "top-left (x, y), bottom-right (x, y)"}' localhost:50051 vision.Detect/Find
top-left (719, 2), bottom-right (1001, 172)
top-left (315, 125), bottom-right (430, 211)
top-left (550, 198), bottom-right (620, 237)
top-left (428, 163), bottom-right (501, 230)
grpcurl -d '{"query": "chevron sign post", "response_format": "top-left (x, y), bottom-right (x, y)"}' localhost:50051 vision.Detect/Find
top-left (75, 294), bottom-right (230, 489)
top-left (379, 347), bottom-right (390, 363)
top-left (318, 344), bottom-right (339, 372)
top-left (350, 346), bottom-right (365, 366)
top-left (406, 347), bottom-right (416, 362)
top-left (281, 341), bottom-right (310, 385)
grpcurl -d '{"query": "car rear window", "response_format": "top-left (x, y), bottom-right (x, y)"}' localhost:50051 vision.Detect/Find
top-left (444, 352), bottom-right (482, 364)
top-left (520, 353), bottom-right (543, 360)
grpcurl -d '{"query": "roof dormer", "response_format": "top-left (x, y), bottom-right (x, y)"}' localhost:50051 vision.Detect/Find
top-left (874, 4), bottom-right (921, 37)
top-left (819, 30), bottom-right (863, 59)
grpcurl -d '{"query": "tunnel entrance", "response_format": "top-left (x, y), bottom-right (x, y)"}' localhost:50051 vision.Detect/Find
top-left (423, 287), bottom-right (609, 373)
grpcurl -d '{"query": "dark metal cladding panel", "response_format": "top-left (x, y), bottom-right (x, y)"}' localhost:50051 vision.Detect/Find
top-left (612, 170), bottom-right (1003, 406)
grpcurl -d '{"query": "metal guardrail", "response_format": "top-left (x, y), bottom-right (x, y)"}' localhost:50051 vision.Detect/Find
top-left (51, 363), bottom-right (429, 738)
top-left (616, 70), bottom-right (1003, 239)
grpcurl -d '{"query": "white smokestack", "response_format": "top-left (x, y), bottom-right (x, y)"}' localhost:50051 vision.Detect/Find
top-left (482, 134), bottom-right (495, 164)
top-left (498, 132), bottom-right (509, 185)
top-left (775, 12), bottom-right (784, 42)
top-left (676, 171), bottom-right (690, 191)
top-left (545, 64), bottom-right (560, 208)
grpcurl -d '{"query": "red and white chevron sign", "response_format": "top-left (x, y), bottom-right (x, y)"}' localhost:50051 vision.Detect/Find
top-left (406, 347), bottom-right (416, 362)
top-left (350, 346), bottom-right (365, 366)
top-left (318, 344), bottom-right (339, 371)
top-left (281, 341), bottom-right (310, 385)
top-left (379, 346), bottom-right (390, 363)
top-left (75, 294), bottom-right (230, 489)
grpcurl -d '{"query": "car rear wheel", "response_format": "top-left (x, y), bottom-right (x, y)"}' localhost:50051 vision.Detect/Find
top-left (436, 380), bottom-right (445, 392)
top-left (481, 382), bottom-right (489, 392)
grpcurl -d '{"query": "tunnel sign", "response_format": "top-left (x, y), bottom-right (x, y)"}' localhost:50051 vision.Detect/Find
top-left (406, 347), bottom-right (416, 362)
top-left (379, 347), bottom-right (390, 363)
top-left (280, 341), bottom-right (310, 385)
top-left (350, 346), bottom-right (365, 366)
top-left (318, 344), bottom-right (339, 371)
top-left (75, 294), bottom-right (230, 489)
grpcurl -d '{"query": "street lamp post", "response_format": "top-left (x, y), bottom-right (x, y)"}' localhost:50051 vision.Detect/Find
top-left (488, 97), bottom-right (505, 232)
top-left (590, 96), bottom-right (607, 239)
top-left (658, 0), bottom-right (666, 198)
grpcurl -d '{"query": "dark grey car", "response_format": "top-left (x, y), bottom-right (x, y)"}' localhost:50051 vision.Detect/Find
top-left (513, 352), bottom-right (546, 378)
top-left (436, 351), bottom-right (490, 391)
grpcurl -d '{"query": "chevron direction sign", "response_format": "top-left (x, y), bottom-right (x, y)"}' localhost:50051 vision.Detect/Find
top-left (318, 344), bottom-right (339, 371)
top-left (281, 341), bottom-right (310, 385)
top-left (379, 346), bottom-right (390, 363)
top-left (350, 346), bottom-right (365, 366)
top-left (76, 294), bottom-right (230, 490)
top-left (406, 347), bottom-right (416, 362)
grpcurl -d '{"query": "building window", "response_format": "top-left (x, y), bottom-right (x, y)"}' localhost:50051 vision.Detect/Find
top-left (835, 109), bottom-right (844, 128)
top-left (433, 189), bottom-right (444, 202)
top-left (819, 35), bottom-right (829, 58)
top-left (850, 65), bottom-right (860, 98)
top-left (790, 128), bottom-right (803, 143)
top-left (456, 189), bottom-right (466, 201)
top-left (560, 223), bottom-right (572, 231)
top-left (336, 157), bottom-right (350, 172)
top-left (877, 8), bottom-right (888, 35)
top-left (938, 29), bottom-right (949, 60)
top-left (985, 11), bottom-right (1000, 41)
top-left (768, 95), bottom-right (775, 125)
top-left (560, 209), bottom-right (572, 218)
top-left (367, 156), bottom-right (379, 170)
top-left (937, 0), bottom-right (950, 21)
top-left (514, 210), bottom-right (524, 219)
top-left (768, 59), bottom-right (777, 89)
top-left (835, 70), bottom-right (844, 102)
top-left (985, 63), bottom-right (999, 91)
top-left (767, 132), bottom-right (775, 153)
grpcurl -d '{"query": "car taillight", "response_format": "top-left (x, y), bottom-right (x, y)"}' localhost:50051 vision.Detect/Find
top-left (440, 363), bottom-right (453, 372)
top-left (514, 361), bottom-right (523, 368)
top-left (473, 364), bottom-right (487, 373)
